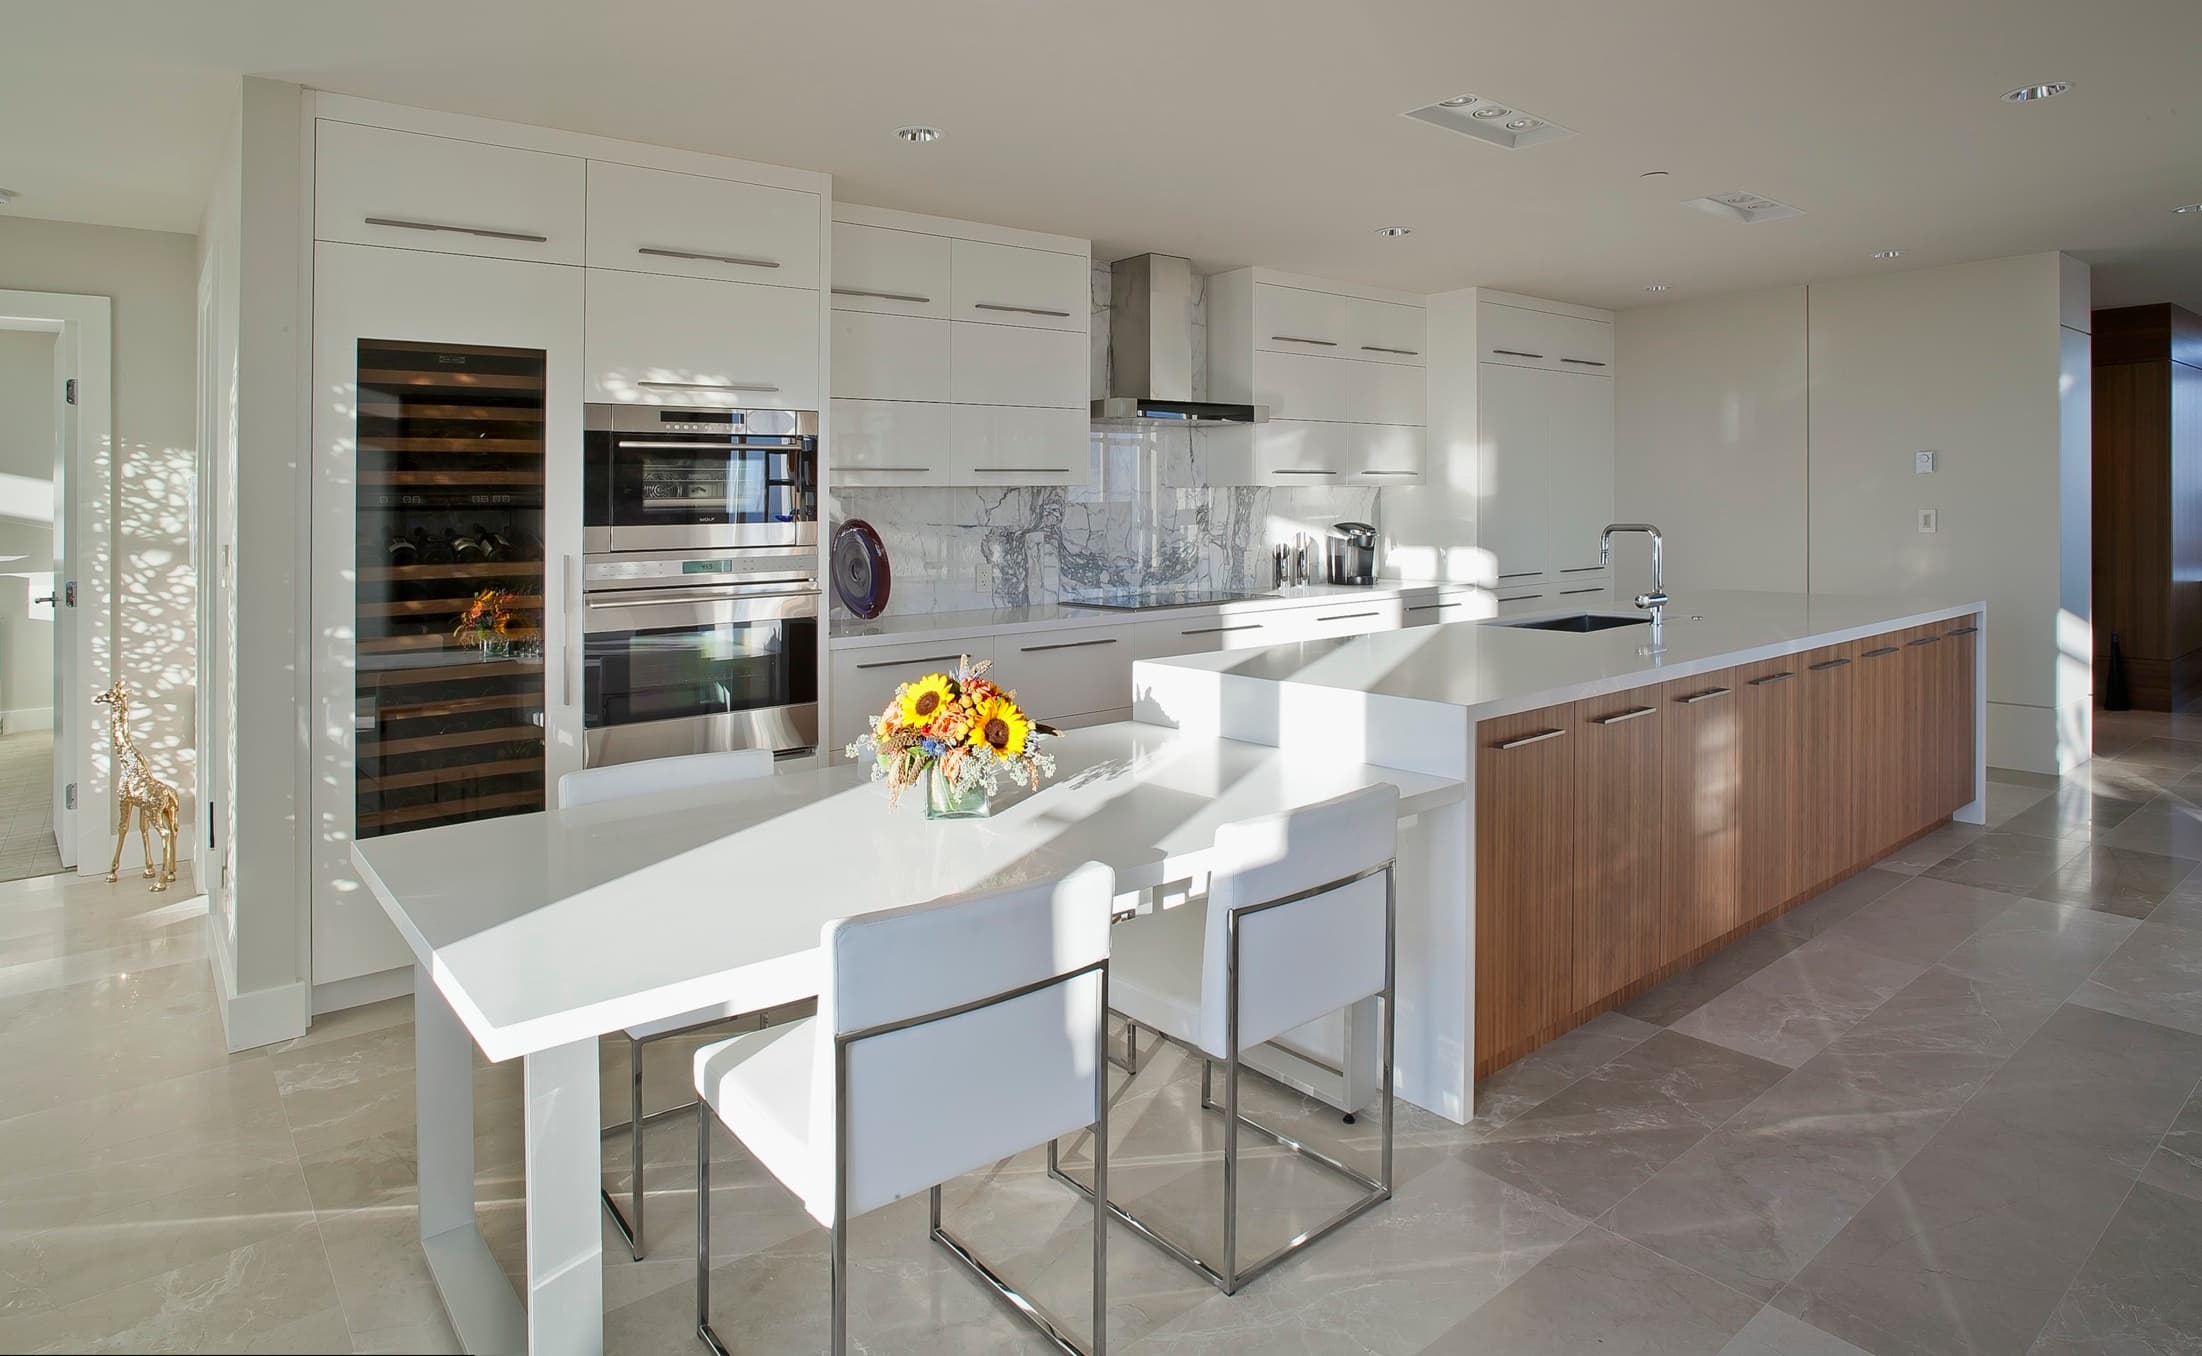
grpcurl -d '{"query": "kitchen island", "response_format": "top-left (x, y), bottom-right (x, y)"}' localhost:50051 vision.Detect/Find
top-left (1133, 590), bottom-right (1987, 1122)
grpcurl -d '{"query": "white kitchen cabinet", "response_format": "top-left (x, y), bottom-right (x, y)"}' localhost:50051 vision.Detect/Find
top-left (829, 639), bottom-right (997, 754)
top-left (1254, 283), bottom-right (1354, 355)
top-left (585, 268), bottom-right (820, 409)
top-left (1403, 590), bottom-right (1485, 625)
top-left (1479, 301), bottom-right (1614, 373)
top-left (585, 160), bottom-right (822, 289)
top-left (830, 222), bottom-right (952, 319)
top-left (951, 323), bottom-right (1088, 408)
top-left (315, 120), bottom-right (585, 265)
top-left (996, 625), bottom-right (1143, 724)
top-left (953, 406), bottom-right (1090, 485)
top-left (950, 239), bottom-right (1088, 332)
top-left (1477, 360), bottom-right (1550, 584)
top-left (1207, 419), bottom-right (1424, 486)
top-left (832, 312), bottom-right (951, 402)
top-left (1544, 370), bottom-right (1617, 573)
top-left (1351, 298), bottom-right (1428, 365)
top-left (1292, 597), bottom-right (1409, 639)
top-left (829, 399), bottom-right (954, 485)
top-left (1250, 351), bottom-right (1424, 425)
top-left (1135, 612), bottom-right (1291, 657)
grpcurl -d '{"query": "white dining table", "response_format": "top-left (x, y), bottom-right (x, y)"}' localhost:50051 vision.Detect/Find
top-left (351, 720), bottom-right (1462, 1356)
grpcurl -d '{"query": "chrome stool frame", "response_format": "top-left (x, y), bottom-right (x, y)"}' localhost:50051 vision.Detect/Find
top-left (1050, 860), bottom-right (1395, 1295)
top-left (696, 964), bottom-right (1111, 1356)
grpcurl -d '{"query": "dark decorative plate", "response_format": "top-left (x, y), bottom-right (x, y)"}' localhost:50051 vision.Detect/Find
top-left (832, 519), bottom-right (892, 619)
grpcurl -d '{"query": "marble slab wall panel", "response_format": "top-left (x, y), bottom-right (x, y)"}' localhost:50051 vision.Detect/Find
top-left (829, 261), bottom-right (1378, 617)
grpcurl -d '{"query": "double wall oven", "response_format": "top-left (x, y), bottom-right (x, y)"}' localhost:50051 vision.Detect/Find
top-left (581, 404), bottom-right (820, 767)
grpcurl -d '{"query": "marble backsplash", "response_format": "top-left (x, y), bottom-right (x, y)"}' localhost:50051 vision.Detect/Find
top-left (827, 261), bottom-right (1380, 618)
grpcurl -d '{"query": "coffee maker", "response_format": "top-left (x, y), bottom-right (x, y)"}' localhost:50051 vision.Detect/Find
top-left (1327, 522), bottom-right (1378, 586)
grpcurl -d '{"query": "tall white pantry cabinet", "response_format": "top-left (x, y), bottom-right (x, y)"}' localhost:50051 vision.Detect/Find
top-left (304, 94), bottom-right (832, 1003)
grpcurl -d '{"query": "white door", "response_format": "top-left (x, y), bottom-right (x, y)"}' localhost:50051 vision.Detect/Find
top-left (310, 243), bottom-right (584, 988)
top-left (1477, 361), bottom-right (1550, 583)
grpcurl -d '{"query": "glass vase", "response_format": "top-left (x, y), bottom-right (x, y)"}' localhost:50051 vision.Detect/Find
top-left (924, 765), bottom-right (991, 820)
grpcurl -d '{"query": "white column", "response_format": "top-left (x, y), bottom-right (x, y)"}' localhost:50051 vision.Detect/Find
top-left (523, 1037), bottom-right (605, 1356)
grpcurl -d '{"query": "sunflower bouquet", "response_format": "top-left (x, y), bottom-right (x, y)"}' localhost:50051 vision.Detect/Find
top-left (846, 654), bottom-right (1060, 813)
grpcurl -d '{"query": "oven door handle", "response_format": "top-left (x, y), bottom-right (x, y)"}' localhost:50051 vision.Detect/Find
top-left (584, 585), bottom-right (820, 609)
top-left (613, 439), bottom-right (799, 451)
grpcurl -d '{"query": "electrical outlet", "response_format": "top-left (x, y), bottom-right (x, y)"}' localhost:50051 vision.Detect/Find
top-left (1915, 450), bottom-right (1937, 474)
top-left (1918, 509), bottom-right (1938, 533)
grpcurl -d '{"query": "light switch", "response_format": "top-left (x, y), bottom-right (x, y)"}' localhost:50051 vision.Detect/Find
top-left (1917, 509), bottom-right (1938, 533)
top-left (1915, 450), bottom-right (1937, 474)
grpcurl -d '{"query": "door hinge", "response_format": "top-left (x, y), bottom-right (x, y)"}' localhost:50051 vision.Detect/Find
top-left (64, 580), bottom-right (76, 608)
top-left (65, 783), bottom-right (77, 810)
top-left (64, 378), bottom-right (78, 406)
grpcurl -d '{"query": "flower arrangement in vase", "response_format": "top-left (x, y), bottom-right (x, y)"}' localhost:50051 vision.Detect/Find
top-left (452, 587), bottom-right (516, 659)
top-left (846, 655), bottom-right (1059, 818)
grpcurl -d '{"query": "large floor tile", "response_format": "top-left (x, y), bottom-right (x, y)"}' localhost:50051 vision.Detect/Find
top-left (1719, 1306), bottom-right (1872, 1356)
top-left (1424, 1225), bottom-right (1760, 1356)
top-left (2104, 795), bottom-right (2202, 860)
top-left (1620, 924), bottom-right (1813, 1027)
top-left (1469, 1010), bottom-right (1660, 1127)
top-left (1814, 872), bottom-right (2020, 966)
top-left (2032, 844), bottom-right (2199, 918)
top-left (2028, 1180), bottom-right (2202, 1355)
top-left (2071, 921), bottom-right (2202, 1038)
top-left (1923, 830), bottom-right (2086, 897)
top-left (2148, 871), bottom-right (2202, 931)
top-left (1869, 821), bottom-right (1986, 875)
top-left (1935, 896), bottom-right (2142, 996)
top-left (1671, 936), bottom-right (1926, 1068)
top-left (2141, 1085), bottom-right (2202, 1204)
top-left (1996, 783), bottom-right (2151, 842)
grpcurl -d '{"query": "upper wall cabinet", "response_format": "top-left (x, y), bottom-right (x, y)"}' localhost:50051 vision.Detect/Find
top-left (585, 161), bottom-right (821, 289)
top-left (950, 239), bottom-right (1089, 332)
top-left (1479, 301), bottom-right (1614, 373)
top-left (586, 269), bottom-right (821, 410)
top-left (315, 121), bottom-right (586, 265)
top-left (831, 223), bottom-right (952, 319)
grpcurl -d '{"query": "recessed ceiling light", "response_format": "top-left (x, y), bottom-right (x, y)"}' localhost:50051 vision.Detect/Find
top-left (0, 188), bottom-right (16, 206)
top-left (1437, 95), bottom-right (1477, 107)
top-left (892, 125), bottom-right (943, 144)
top-left (2176, 203), bottom-right (2202, 214)
top-left (2002, 81), bottom-right (2071, 103)
top-left (1505, 118), bottom-right (1536, 131)
top-left (1470, 106), bottom-right (1508, 119)
top-left (1872, 249), bottom-right (1904, 259)
top-left (1375, 225), bottom-right (1413, 237)
top-left (1685, 191), bottom-right (1804, 225)
top-left (1403, 95), bottom-right (1575, 150)
top-left (1644, 283), bottom-right (1671, 292)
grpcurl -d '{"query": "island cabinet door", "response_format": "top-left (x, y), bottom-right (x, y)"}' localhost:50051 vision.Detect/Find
top-left (1852, 633), bottom-right (1911, 858)
top-left (1737, 655), bottom-right (1810, 917)
top-left (1801, 643), bottom-right (1861, 890)
top-left (1475, 702), bottom-right (1578, 1068)
top-left (1900, 624), bottom-right (1952, 833)
top-left (1935, 616), bottom-right (1981, 816)
top-left (1659, 672), bottom-right (1743, 958)
top-left (1572, 691), bottom-right (1665, 1012)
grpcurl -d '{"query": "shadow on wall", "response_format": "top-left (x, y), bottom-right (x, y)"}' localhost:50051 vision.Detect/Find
top-left (113, 435), bottom-right (196, 818)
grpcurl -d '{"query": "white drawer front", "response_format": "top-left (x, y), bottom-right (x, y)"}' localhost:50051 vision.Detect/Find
top-left (1403, 592), bottom-right (1485, 626)
top-left (1550, 569), bottom-right (1612, 602)
top-left (952, 322), bottom-right (1088, 408)
top-left (315, 120), bottom-right (584, 265)
top-left (952, 405), bottom-right (1090, 485)
top-left (832, 640), bottom-right (993, 755)
top-left (1252, 351), bottom-right (1423, 425)
top-left (951, 240), bottom-right (1088, 331)
top-left (1254, 283), bottom-right (1353, 356)
top-left (1348, 424), bottom-right (1426, 483)
top-left (1495, 587), bottom-right (1554, 616)
top-left (585, 270), bottom-right (819, 409)
top-left (1350, 298), bottom-right (1427, 365)
top-left (832, 311), bottom-right (951, 402)
top-left (1232, 419), bottom-right (1424, 486)
top-left (831, 222), bottom-right (952, 318)
top-left (998, 627), bottom-right (1138, 722)
top-left (1137, 613), bottom-right (1291, 655)
top-left (586, 160), bottom-right (821, 289)
top-left (1291, 597), bottom-right (1406, 639)
top-left (1479, 302), bottom-right (1614, 372)
top-left (829, 399), bottom-right (953, 485)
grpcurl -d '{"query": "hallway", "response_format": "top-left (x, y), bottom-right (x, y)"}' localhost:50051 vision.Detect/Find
top-left (0, 728), bottom-right (61, 882)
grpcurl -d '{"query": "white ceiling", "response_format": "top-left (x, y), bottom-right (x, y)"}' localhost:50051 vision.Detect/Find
top-left (2, 0), bottom-right (2198, 314)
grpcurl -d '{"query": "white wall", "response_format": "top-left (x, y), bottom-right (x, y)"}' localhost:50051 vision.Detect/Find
top-left (0, 216), bottom-right (199, 810)
top-left (1614, 252), bottom-right (2088, 774)
top-left (0, 329), bottom-right (59, 730)
top-left (1612, 287), bottom-right (1807, 593)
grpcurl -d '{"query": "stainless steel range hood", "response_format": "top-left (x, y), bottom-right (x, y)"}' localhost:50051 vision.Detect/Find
top-left (1091, 253), bottom-right (1266, 425)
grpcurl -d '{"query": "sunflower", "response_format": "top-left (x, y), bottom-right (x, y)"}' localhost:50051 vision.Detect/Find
top-left (898, 673), bottom-right (958, 727)
top-left (966, 694), bottom-right (1033, 757)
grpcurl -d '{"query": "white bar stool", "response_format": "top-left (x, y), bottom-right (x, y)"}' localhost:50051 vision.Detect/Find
top-left (558, 748), bottom-right (792, 1260)
top-left (692, 861), bottom-right (1117, 1356)
top-left (1054, 784), bottom-right (1398, 1295)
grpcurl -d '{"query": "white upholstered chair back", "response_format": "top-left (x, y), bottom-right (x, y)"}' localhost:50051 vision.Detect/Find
top-left (1198, 784), bottom-right (1398, 1058)
top-left (819, 861), bottom-right (1116, 1220)
top-left (556, 748), bottom-right (775, 809)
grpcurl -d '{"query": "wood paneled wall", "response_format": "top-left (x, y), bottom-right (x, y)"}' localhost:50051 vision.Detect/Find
top-left (2094, 303), bottom-right (2202, 710)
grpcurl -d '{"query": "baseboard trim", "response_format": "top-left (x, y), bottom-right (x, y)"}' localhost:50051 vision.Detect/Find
top-left (312, 964), bottom-right (413, 1016)
top-left (206, 909), bottom-right (309, 1052)
top-left (0, 705), bottom-right (54, 732)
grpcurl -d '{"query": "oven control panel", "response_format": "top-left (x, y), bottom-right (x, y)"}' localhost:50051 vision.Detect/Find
top-left (584, 550), bottom-right (819, 590)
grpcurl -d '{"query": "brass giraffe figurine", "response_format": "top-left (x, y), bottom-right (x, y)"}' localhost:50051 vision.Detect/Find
top-left (93, 678), bottom-right (179, 891)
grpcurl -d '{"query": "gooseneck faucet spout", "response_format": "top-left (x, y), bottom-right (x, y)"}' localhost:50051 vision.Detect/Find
top-left (1599, 523), bottom-right (1669, 648)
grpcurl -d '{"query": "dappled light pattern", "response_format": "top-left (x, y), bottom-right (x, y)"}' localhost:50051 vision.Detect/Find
top-left (113, 434), bottom-right (196, 826)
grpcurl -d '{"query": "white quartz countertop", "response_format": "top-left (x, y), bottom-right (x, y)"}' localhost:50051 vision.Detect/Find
top-left (1136, 590), bottom-right (1985, 722)
top-left (829, 578), bottom-right (1478, 650)
top-left (352, 721), bottom-right (1461, 1062)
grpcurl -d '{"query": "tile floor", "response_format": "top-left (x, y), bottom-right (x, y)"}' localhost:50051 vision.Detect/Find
top-left (4, 712), bottom-right (2202, 1353)
top-left (0, 728), bottom-right (64, 883)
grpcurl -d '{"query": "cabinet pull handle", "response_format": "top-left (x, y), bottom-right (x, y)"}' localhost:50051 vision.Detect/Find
top-left (1318, 610), bottom-right (1381, 622)
top-left (1495, 727), bottom-right (1567, 750)
top-left (1863, 646), bottom-right (1901, 658)
top-left (1560, 586), bottom-right (1604, 596)
top-left (1749, 671), bottom-right (1796, 685)
top-left (841, 465), bottom-right (932, 473)
top-left (1360, 344), bottom-right (1419, 355)
top-left (1408, 602), bottom-right (1462, 612)
top-left (1021, 637), bottom-right (1118, 653)
top-left (975, 302), bottom-right (1072, 318)
top-left (1593, 705), bottom-right (1657, 725)
top-left (1561, 357), bottom-right (1608, 367)
top-left (1491, 348), bottom-right (1544, 359)
top-left (1809, 657), bottom-right (1853, 671)
top-left (635, 380), bottom-right (781, 394)
top-left (973, 466), bottom-right (1071, 474)
top-left (1362, 469), bottom-right (1418, 476)
top-left (1678, 686), bottom-right (1732, 704)
top-left (1272, 469), bottom-right (1339, 476)
top-left (1271, 334), bottom-right (1340, 346)
top-left (832, 286), bottom-right (931, 304)
top-left (1946, 625), bottom-right (1980, 636)
top-left (1503, 593), bottom-right (1545, 602)
top-left (363, 215), bottom-right (549, 244)
top-left (855, 653), bottom-right (968, 670)
top-left (563, 554), bottom-right (578, 707)
top-left (1909, 635), bottom-right (1943, 647)
top-left (638, 246), bottom-right (779, 270)
top-left (1498, 571), bottom-right (1541, 580)
top-left (1560, 565), bottom-right (1605, 574)
top-left (1184, 623), bottom-right (1261, 635)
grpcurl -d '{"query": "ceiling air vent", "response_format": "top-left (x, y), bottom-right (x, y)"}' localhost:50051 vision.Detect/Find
top-left (1404, 94), bottom-right (1575, 150)
top-left (1684, 192), bottom-right (1803, 224)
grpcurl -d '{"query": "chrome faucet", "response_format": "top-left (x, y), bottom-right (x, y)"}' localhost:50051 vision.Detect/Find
top-left (1599, 522), bottom-right (1668, 647)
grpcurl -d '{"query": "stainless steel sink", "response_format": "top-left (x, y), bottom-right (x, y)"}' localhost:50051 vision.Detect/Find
top-left (1496, 613), bottom-right (1650, 634)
